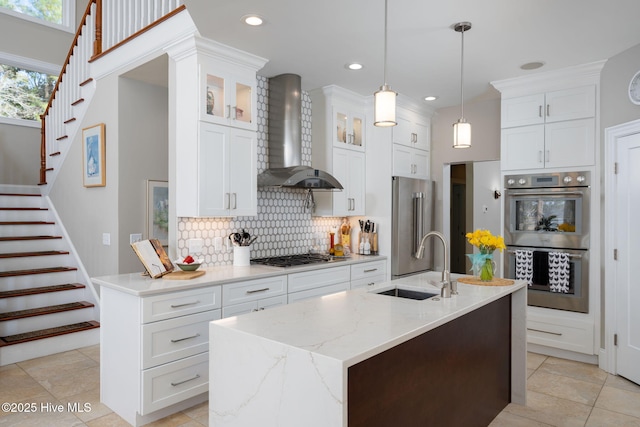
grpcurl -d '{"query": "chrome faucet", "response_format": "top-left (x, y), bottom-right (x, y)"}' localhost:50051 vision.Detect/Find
top-left (415, 231), bottom-right (455, 298)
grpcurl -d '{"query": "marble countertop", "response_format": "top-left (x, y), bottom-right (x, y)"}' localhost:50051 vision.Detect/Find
top-left (91, 254), bottom-right (386, 296)
top-left (211, 272), bottom-right (526, 367)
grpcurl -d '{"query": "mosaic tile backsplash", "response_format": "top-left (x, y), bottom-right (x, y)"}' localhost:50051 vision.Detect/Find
top-left (177, 76), bottom-right (344, 265)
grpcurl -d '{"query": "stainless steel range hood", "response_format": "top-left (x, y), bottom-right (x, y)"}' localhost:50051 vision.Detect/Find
top-left (258, 73), bottom-right (343, 190)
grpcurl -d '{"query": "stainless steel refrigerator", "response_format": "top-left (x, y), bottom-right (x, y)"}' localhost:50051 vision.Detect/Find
top-left (391, 176), bottom-right (434, 278)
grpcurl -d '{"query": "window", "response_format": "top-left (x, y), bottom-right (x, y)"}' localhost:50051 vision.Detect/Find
top-left (0, 0), bottom-right (75, 33)
top-left (0, 52), bottom-right (60, 127)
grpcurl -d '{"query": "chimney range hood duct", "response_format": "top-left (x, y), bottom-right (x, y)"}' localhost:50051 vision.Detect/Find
top-left (258, 73), bottom-right (343, 190)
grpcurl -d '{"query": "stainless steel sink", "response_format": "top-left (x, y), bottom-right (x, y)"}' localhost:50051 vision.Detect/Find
top-left (375, 287), bottom-right (438, 300)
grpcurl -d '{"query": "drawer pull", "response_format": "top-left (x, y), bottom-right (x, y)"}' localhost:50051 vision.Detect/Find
top-left (246, 287), bottom-right (270, 294)
top-left (171, 333), bottom-right (201, 343)
top-left (170, 300), bottom-right (201, 308)
top-left (527, 327), bottom-right (562, 336)
top-left (363, 268), bottom-right (378, 273)
top-left (171, 374), bottom-right (201, 387)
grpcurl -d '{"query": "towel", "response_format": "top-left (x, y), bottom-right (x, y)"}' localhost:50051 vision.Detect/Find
top-left (515, 250), bottom-right (533, 286)
top-left (533, 251), bottom-right (550, 288)
top-left (549, 252), bottom-right (570, 293)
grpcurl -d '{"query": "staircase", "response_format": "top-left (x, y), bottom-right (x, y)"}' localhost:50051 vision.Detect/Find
top-left (0, 189), bottom-right (99, 366)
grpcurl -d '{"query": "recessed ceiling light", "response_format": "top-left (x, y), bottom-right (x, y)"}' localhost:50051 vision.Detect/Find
top-left (424, 96), bottom-right (438, 101)
top-left (520, 61), bottom-right (545, 70)
top-left (346, 63), bottom-right (364, 70)
top-left (242, 14), bottom-right (264, 26)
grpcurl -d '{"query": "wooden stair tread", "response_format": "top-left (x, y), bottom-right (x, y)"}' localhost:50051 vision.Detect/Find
top-left (0, 193), bottom-right (41, 197)
top-left (0, 207), bottom-right (48, 211)
top-left (0, 236), bottom-right (62, 242)
top-left (0, 266), bottom-right (76, 278)
top-left (0, 301), bottom-right (93, 321)
top-left (0, 321), bottom-right (100, 346)
top-left (0, 221), bottom-right (55, 226)
top-left (0, 283), bottom-right (85, 299)
top-left (0, 250), bottom-right (69, 259)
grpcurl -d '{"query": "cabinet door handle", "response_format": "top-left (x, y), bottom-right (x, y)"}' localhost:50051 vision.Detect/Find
top-left (170, 300), bottom-right (201, 308)
top-left (545, 150), bottom-right (550, 163)
top-left (546, 104), bottom-right (550, 117)
top-left (232, 193), bottom-right (237, 209)
top-left (171, 374), bottom-right (201, 387)
top-left (226, 105), bottom-right (231, 118)
top-left (225, 193), bottom-right (230, 209)
top-left (538, 151), bottom-right (543, 163)
top-left (171, 333), bottom-right (201, 343)
top-left (246, 287), bottom-right (270, 294)
top-left (364, 268), bottom-right (378, 273)
top-left (527, 327), bottom-right (562, 336)
top-left (232, 106), bottom-right (237, 120)
top-left (539, 105), bottom-right (543, 117)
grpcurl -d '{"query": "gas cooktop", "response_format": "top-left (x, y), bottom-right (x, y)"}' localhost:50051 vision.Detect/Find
top-left (250, 253), bottom-right (346, 268)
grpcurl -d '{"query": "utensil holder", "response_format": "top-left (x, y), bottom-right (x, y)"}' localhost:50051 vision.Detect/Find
top-left (233, 246), bottom-right (250, 267)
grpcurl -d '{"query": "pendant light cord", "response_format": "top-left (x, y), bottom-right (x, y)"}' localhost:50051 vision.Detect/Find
top-left (383, 0), bottom-right (389, 86)
top-left (460, 25), bottom-right (465, 120)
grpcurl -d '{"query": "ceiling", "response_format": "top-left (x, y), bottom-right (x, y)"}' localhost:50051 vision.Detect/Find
top-left (181, 0), bottom-right (640, 109)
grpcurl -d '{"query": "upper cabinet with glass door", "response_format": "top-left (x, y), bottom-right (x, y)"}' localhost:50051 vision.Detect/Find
top-left (310, 85), bottom-right (366, 152)
top-left (200, 56), bottom-right (260, 131)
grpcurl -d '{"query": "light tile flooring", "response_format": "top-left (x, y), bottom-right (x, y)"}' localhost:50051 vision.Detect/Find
top-left (1, 346), bottom-right (639, 426)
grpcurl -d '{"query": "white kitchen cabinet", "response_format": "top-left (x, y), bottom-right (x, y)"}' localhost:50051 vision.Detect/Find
top-left (312, 148), bottom-right (365, 217)
top-left (177, 122), bottom-right (256, 217)
top-left (101, 285), bottom-right (222, 426)
top-left (501, 118), bottom-right (595, 170)
top-left (350, 260), bottom-right (387, 289)
top-left (310, 85), bottom-right (367, 152)
top-left (392, 144), bottom-right (430, 179)
top-left (288, 265), bottom-right (350, 302)
top-left (527, 307), bottom-right (594, 355)
top-left (501, 85), bottom-right (595, 128)
top-left (393, 108), bottom-right (430, 151)
top-left (221, 275), bottom-right (287, 318)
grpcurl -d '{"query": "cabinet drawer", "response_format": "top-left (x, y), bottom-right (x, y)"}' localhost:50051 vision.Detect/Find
top-left (222, 294), bottom-right (287, 318)
top-left (351, 261), bottom-right (387, 281)
top-left (141, 352), bottom-right (209, 415)
top-left (288, 265), bottom-right (350, 293)
top-left (527, 315), bottom-right (594, 355)
top-left (288, 282), bottom-right (349, 303)
top-left (142, 310), bottom-right (220, 369)
top-left (222, 276), bottom-right (287, 306)
top-left (142, 287), bottom-right (221, 323)
top-left (351, 275), bottom-right (386, 290)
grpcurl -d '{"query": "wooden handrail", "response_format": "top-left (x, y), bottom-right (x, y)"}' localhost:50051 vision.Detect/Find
top-left (40, 0), bottom-right (99, 184)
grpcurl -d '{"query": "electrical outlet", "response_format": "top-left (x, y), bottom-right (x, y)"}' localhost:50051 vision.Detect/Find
top-left (130, 233), bottom-right (142, 244)
top-left (214, 236), bottom-right (223, 251)
top-left (102, 233), bottom-right (111, 246)
top-left (188, 238), bottom-right (203, 253)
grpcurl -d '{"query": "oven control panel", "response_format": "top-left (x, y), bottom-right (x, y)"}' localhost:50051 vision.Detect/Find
top-left (505, 171), bottom-right (590, 189)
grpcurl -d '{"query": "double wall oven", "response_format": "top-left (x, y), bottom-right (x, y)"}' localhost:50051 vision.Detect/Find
top-left (504, 171), bottom-right (590, 313)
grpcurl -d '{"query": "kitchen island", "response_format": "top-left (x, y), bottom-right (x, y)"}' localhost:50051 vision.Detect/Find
top-left (209, 272), bottom-right (527, 427)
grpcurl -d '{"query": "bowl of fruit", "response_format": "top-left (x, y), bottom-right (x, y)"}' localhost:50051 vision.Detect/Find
top-left (175, 255), bottom-right (202, 271)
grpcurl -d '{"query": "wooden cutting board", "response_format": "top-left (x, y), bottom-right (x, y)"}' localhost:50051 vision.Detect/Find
top-left (457, 277), bottom-right (515, 286)
top-left (162, 270), bottom-right (206, 280)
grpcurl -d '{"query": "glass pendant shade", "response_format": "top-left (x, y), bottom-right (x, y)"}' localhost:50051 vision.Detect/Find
top-left (453, 120), bottom-right (471, 148)
top-left (374, 84), bottom-right (397, 127)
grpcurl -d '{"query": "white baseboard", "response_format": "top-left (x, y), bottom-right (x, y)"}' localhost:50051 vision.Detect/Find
top-left (528, 343), bottom-right (599, 365)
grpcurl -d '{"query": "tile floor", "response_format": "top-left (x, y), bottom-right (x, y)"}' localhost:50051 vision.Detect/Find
top-left (0, 345), bottom-right (639, 426)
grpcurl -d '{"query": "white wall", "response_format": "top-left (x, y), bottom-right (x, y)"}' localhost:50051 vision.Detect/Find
top-left (472, 160), bottom-right (502, 275)
top-left (0, 125), bottom-right (40, 184)
top-left (117, 77), bottom-right (169, 273)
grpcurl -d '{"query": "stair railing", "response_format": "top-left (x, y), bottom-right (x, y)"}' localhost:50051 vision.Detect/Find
top-left (39, 0), bottom-right (184, 186)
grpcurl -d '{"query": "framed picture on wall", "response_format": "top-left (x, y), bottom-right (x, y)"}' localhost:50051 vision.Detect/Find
top-left (82, 123), bottom-right (106, 187)
top-left (147, 180), bottom-right (169, 246)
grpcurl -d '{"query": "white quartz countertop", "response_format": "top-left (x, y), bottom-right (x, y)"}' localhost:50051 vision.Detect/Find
top-left (211, 272), bottom-right (526, 367)
top-left (91, 255), bottom-right (385, 296)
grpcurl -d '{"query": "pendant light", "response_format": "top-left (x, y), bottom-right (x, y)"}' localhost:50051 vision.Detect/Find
top-left (453, 21), bottom-right (472, 148)
top-left (373, 0), bottom-right (397, 127)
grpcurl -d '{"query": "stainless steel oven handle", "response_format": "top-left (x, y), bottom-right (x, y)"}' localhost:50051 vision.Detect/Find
top-left (507, 249), bottom-right (583, 259)
top-left (505, 191), bottom-right (585, 197)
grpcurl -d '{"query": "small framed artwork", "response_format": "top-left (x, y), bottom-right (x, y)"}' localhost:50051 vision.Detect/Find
top-left (147, 180), bottom-right (169, 246)
top-left (82, 123), bottom-right (106, 187)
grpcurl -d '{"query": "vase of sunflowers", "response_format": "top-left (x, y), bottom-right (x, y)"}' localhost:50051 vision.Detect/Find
top-left (465, 229), bottom-right (506, 282)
